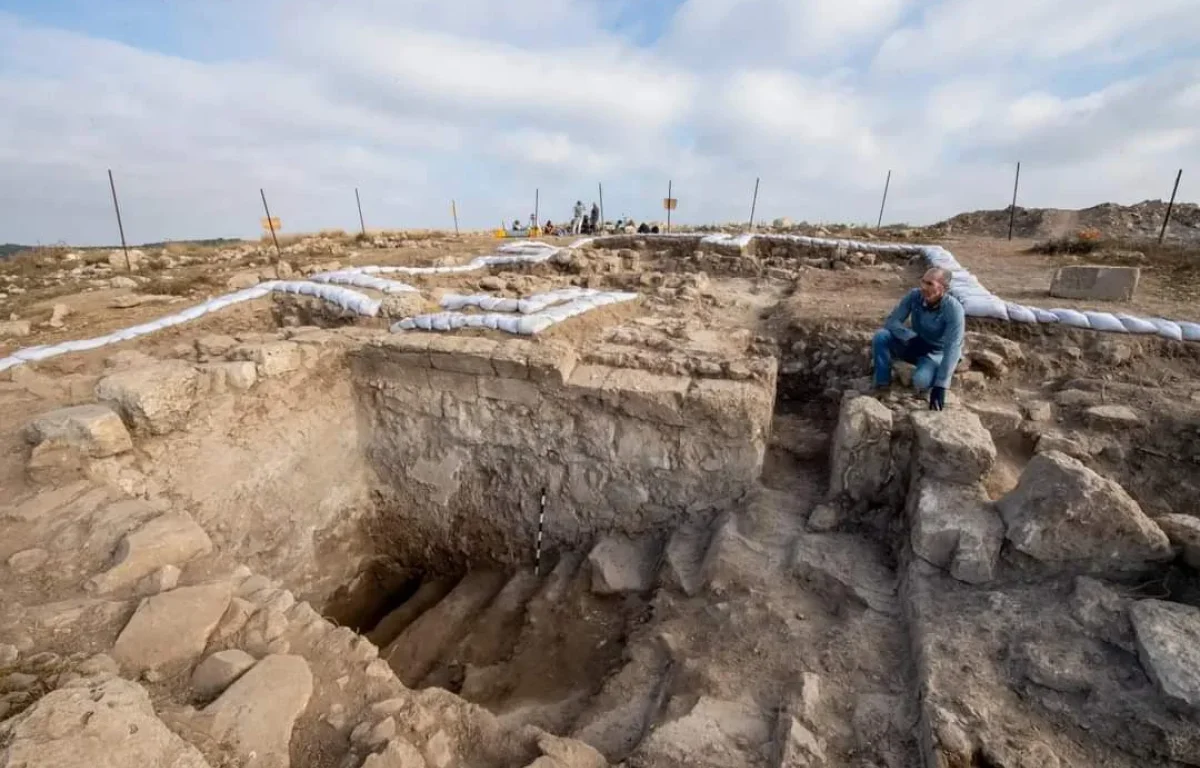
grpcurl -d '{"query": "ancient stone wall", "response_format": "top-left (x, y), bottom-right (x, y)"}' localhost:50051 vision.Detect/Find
top-left (350, 333), bottom-right (776, 566)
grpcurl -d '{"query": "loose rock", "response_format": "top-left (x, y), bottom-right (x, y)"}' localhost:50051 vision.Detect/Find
top-left (588, 535), bottom-right (659, 594)
top-left (910, 409), bottom-right (996, 485)
top-left (24, 404), bottom-right (133, 458)
top-left (201, 655), bottom-right (313, 768)
top-left (1130, 599), bottom-right (1200, 713)
top-left (90, 511), bottom-right (213, 594)
top-left (1155, 514), bottom-right (1200, 568)
top-left (998, 451), bottom-right (1172, 569)
top-left (95, 360), bottom-right (199, 435)
top-left (112, 581), bottom-right (232, 673)
top-left (191, 649), bottom-right (257, 700)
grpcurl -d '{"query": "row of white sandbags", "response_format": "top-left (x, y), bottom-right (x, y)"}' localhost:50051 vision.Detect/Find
top-left (348, 240), bottom-right (560, 276)
top-left (308, 271), bottom-right (417, 294)
top-left (440, 287), bottom-right (602, 314)
top-left (0, 281), bottom-right (382, 373)
top-left (586, 231), bottom-right (1200, 343)
top-left (392, 291), bottom-right (638, 336)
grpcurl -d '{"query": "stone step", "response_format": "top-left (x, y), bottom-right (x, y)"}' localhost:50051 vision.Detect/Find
top-left (429, 570), bottom-right (542, 680)
top-left (365, 576), bottom-right (457, 649)
top-left (383, 570), bottom-right (508, 686)
top-left (661, 513), bottom-right (719, 597)
top-left (570, 634), bottom-right (674, 762)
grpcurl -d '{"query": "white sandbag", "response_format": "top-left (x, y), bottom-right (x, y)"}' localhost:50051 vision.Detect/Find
top-left (1050, 309), bottom-right (1090, 328)
top-left (1032, 309), bottom-right (1059, 323)
top-left (1116, 313), bottom-right (1159, 334)
top-left (1084, 311), bottom-right (1127, 333)
top-left (961, 296), bottom-right (1009, 320)
top-left (1149, 318), bottom-right (1183, 341)
top-left (1179, 322), bottom-right (1200, 342)
top-left (1005, 303), bottom-right (1038, 324)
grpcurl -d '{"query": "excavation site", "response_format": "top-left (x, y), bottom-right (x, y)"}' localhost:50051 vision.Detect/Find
top-left (3, 228), bottom-right (1200, 768)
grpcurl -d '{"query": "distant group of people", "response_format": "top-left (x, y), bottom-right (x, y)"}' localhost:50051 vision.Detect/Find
top-left (510, 200), bottom-right (662, 237)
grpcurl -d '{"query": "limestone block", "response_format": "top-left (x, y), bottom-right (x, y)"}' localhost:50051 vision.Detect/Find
top-left (426, 369), bottom-right (478, 401)
top-left (374, 334), bottom-right (432, 368)
top-left (1050, 265), bottom-right (1139, 301)
top-left (0, 676), bottom-right (210, 768)
top-left (112, 582), bottom-right (233, 673)
top-left (1071, 576), bottom-right (1135, 651)
top-left (490, 339), bottom-right (531, 379)
top-left (427, 336), bottom-right (496, 376)
top-left (192, 649), bottom-right (256, 699)
top-left (998, 451), bottom-right (1172, 569)
top-left (220, 361), bottom-right (258, 391)
top-left (195, 334), bottom-right (238, 360)
top-left (565, 364), bottom-right (618, 403)
top-left (1155, 514), bottom-right (1200, 569)
top-left (229, 341), bottom-right (302, 378)
top-left (25, 404), bottom-right (133, 458)
top-left (791, 534), bottom-right (897, 615)
top-left (0, 320), bottom-right (31, 338)
top-left (910, 409), bottom-right (996, 485)
top-left (607, 369), bottom-right (690, 426)
top-left (909, 478), bottom-right (1002, 585)
top-left (201, 655), bottom-right (313, 768)
top-left (1130, 599), bottom-right (1200, 713)
top-left (477, 375), bottom-right (541, 407)
top-left (525, 342), bottom-right (577, 386)
top-left (828, 395), bottom-right (893, 503)
top-left (965, 401), bottom-right (1023, 439)
top-left (588, 535), bottom-right (659, 594)
top-left (95, 360), bottom-right (199, 435)
top-left (1084, 404), bottom-right (1143, 429)
top-left (683, 378), bottom-right (773, 440)
top-left (90, 511), bottom-right (213, 594)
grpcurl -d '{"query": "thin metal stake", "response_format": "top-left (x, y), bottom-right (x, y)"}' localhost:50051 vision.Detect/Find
top-left (598, 182), bottom-right (605, 233)
top-left (535, 489), bottom-right (547, 576)
top-left (260, 188), bottom-right (281, 260)
top-left (667, 179), bottom-right (673, 233)
top-left (1008, 162), bottom-right (1021, 241)
top-left (107, 169), bottom-right (131, 271)
top-left (749, 177), bottom-right (760, 231)
top-left (1160, 169), bottom-right (1183, 244)
top-left (451, 200), bottom-right (460, 236)
top-left (355, 188), bottom-right (366, 235)
top-left (534, 188), bottom-right (539, 232)
top-left (876, 170), bottom-right (892, 229)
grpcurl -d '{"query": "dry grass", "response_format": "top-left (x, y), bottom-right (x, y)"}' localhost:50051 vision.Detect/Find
top-left (140, 272), bottom-right (223, 297)
top-left (0, 247), bottom-right (71, 278)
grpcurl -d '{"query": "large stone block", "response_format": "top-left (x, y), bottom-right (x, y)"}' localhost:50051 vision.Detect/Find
top-left (607, 369), bottom-right (690, 426)
top-left (998, 451), bottom-right (1172, 569)
top-left (25, 404), bottom-right (133, 458)
top-left (95, 360), bottom-right (199, 435)
top-left (112, 581), bottom-right (233, 673)
top-left (477, 375), bottom-right (541, 407)
top-left (829, 395), bottom-right (893, 503)
top-left (910, 409), bottom-right (996, 485)
top-left (525, 342), bottom-right (577, 386)
top-left (908, 477), bottom-right (1003, 584)
top-left (427, 336), bottom-right (497, 376)
top-left (1049, 265), bottom-right (1140, 301)
top-left (683, 378), bottom-right (773, 440)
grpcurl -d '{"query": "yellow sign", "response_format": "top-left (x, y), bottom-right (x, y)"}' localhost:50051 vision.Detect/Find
top-left (663, 198), bottom-right (678, 211)
top-left (260, 217), bottom-right (281, 231)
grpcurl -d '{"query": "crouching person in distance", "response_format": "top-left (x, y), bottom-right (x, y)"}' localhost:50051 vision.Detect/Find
top-left (871, 267), bottom-right (964, 411)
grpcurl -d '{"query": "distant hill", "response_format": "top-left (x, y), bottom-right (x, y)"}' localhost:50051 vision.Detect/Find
top-left (0, 244), bottom-right (29, 260)
top-left (933, 200), bottom-right (1200, 243)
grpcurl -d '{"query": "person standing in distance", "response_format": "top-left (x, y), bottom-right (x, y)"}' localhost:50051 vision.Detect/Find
top-left (871, 267), bottom-right (964, 411)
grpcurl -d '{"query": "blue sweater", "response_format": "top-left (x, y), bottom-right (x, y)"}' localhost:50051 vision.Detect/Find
top-left (884, 289), bottom-right (965, 388)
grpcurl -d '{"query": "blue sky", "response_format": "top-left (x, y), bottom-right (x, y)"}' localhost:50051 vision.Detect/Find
top-left (0, 0), bottom-right (1196, 245)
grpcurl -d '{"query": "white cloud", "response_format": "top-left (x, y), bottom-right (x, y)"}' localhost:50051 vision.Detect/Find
top-left (0, 1), bottom-right (1197, 244)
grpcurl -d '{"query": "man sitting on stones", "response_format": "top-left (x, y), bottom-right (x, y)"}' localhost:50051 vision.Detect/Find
top-left (872, 267), bottom-right (964, 411)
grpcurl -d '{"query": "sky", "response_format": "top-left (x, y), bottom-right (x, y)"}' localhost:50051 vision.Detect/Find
top-left (0, 0), bottom-right (1197, 245)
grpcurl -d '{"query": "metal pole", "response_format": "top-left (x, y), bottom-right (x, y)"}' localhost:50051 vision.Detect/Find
top-left (355, 188), bottom-right (366, 235)
top-left (1008, 162), bottom-right (1021, 241)
top-left (1159, 169), bottom-right (1183, 244)
top-left (260, 188), bottom-right (281, 260)
top-left (535, 488), bottom-right (546, 576)
top-left (107, 170), bottom-right (132, 271)
top-left (534, 188), bottom-right (539, 232)
top-left (667, 179), bottom-right (672, 233)
top-left (598, 182), bottom-right (605, 233)
top-left (876, 170), bottom-right (892, 229)
top-left (451, 200), bottom-right (459, 236)
top-left (748, 177), bottom-right (760, 231)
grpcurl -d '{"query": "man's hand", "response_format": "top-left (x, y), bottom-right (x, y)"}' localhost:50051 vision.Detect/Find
top-left (929, 386), bottom-right (946, 411)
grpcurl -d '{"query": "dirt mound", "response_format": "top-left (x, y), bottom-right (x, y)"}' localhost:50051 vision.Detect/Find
top-left (935, 200), bottom-right (1200, 244)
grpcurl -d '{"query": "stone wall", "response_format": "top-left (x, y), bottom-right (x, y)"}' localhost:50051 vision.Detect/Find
top-left (350, 333), bottom-right (776, 566)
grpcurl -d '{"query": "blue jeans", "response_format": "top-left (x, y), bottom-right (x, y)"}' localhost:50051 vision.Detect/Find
top-left (872, 329), bottom-right (941, 390)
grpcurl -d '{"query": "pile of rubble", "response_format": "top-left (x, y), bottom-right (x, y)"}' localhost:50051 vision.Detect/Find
top-left (935, 200), bottom-right (1200, 243)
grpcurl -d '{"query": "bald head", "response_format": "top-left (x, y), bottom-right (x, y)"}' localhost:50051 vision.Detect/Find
top-left (920, 267), bottom-right (952, 304)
